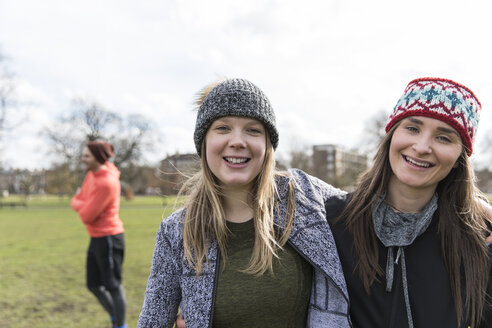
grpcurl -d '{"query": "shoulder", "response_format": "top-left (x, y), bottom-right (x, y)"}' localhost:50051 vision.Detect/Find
top-left (159, 208), bottom-right (185, 238)
top-left (286, 168), bottom-right (347, 201)
top-left (150, 208), bottom-right (186, 260)
top-left (93, 171), bottom-right (118, 188)
top-left (274, 169), bottom-right (348, 225)
top-left (96, 163), bottom-right (119, 180)
top-left (325, 192), bottom-right (351, 222)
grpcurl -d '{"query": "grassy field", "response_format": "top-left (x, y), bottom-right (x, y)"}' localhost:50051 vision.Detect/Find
top-left (1, 194), bottom-right (491, 327)
top-left (0, 195), bottom-right (181, 328)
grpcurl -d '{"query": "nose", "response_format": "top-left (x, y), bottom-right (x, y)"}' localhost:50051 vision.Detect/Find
top-left (228, 130), bottom-right (247, 149)
top-left (412, 135), bottom-right (432, 154)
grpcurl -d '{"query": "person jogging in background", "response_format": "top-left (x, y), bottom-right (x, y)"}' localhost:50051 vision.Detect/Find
top-left (71, 141), bottom-right (127, 328)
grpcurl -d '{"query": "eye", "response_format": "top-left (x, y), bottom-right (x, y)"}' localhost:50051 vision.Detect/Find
top-left (436, 135), bottom-right (452, 143)
top-left (214, 125), bottom-right (230, 131)
top-left (405, 126), bottom-right (419, 133)
top-left (247, 127), bottom-right (263, 134)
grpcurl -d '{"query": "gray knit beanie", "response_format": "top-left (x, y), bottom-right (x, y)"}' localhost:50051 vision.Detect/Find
top-left (193, 78), bottom-right (279, 156)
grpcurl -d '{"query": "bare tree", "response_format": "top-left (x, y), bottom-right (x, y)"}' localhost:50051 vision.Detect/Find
top-left (72, 98), bottom-right (120, 141)
top-left (283, 135), bottom-right (314, 174)
top-left (113, 114), bottom-right (153, 167)
top-left (44, 98), bottom-right (121, 166)
top-left (289, 148), bottom-right (313, 174)
top-left (44, 97), bottom-right (159, 192)
top-left (19, 175), bottom-right (35, 199)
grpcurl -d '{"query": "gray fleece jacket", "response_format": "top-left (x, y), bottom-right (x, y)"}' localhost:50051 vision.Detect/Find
top-left (137, 169), bottom-right (351, 327)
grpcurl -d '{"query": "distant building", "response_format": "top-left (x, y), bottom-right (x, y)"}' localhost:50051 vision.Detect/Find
top-left (158, 153), bottom-right (200, 195)
top-left (312, 144), bottom-right (367, 189)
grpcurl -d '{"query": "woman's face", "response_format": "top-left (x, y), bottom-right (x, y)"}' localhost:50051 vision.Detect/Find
top-left (388, 116), bottom-right (463, 194)
top-left (204, 116), bottom-right (267, 191)
top-left (81, 146), bottom-right (100, 172)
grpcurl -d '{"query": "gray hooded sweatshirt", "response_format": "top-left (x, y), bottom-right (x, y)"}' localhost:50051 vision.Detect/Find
top-left (138, 169), bottom-right (351, 327)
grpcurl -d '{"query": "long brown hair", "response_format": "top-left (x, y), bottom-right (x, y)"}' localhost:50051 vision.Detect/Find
top-left (340, 122), bottom-right (489, 326)
top-left (179, 135), bottom-right (296, 276)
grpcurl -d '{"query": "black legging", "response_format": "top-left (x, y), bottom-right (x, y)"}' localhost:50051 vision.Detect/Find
top-left (88, 284), bottom-right (126, 326)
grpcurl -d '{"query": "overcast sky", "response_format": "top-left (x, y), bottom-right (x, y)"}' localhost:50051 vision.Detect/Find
top-left (1, 0), bottom-right (492, 170)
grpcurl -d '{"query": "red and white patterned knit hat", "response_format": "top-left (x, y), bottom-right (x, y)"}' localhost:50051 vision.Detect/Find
top-left (385, 78), bottom-right (481, 156)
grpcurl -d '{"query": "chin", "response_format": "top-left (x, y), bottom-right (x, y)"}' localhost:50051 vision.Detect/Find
top-left (222, 179), bottom-right (254, 188)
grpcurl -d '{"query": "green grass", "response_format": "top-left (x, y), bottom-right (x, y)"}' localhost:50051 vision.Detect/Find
top-left (0, 195), bottom-right (181, 328)
top-left (0, 193), bottom-right (490, 327)
top-left (0, 194), bottom-right (181, 207)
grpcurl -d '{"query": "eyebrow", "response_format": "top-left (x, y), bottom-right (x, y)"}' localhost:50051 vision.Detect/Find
top-left (245, 121), bottom-right (264, 127)
top-left (436, 126), bottom-right (459, 136)
top-left (211, 118), bottom-right (230, 126)
top-left (408, 117), bottom-right (423, 125)
top-left (407, 117), bottom-right (459, 136)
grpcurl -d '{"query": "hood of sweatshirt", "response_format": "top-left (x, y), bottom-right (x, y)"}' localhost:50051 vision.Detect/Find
top-left (93, 162), bottom-right (120, 179)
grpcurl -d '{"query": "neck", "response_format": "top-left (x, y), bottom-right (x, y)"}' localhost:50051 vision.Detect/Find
top-left (222, 186), bottom-right (254, 223)
top-left (90, 162), bottom-right (104, 172)
top-left (386, 180), bottom-right (435, 213)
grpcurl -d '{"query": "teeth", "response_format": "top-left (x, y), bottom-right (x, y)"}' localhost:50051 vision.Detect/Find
top-left (405, 156), bottom-right (430, 168)
top-left (225, 157), bottom-right (248, 164)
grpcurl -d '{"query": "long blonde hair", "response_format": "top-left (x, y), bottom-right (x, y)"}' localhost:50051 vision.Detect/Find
top-left (179, 83), bottom-right (296, 276)
top-left (340, 122), bottom-right (489, 326)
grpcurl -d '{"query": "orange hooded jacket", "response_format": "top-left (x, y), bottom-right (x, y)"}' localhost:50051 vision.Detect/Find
top-left (71, 162), bottom-right (124, 237)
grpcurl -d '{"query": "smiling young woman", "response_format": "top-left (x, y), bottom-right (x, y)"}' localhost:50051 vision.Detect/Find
top-left (327, 78), bottom-right (491, 328)
top-left (137, 78), bottom-right (352, 328)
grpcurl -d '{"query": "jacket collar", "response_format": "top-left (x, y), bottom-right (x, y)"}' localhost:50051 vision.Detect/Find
top-left (274, 172), bottom-right (349, 301)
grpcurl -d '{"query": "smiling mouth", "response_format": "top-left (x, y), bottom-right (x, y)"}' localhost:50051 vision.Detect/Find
top-left (403, 155), bottom-right (433, 168)
top-left (224, 157), bottom-right (250, 164)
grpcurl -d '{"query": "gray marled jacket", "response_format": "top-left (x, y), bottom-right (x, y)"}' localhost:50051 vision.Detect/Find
top-left (138, 169), bottom-right (351, 327)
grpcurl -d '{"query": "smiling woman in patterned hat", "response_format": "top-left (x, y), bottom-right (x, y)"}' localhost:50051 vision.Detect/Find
top-left (326, 78), bottom-right (492, 328)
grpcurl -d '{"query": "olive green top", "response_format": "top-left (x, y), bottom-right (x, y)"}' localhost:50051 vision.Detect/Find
top-left (212, 218), bottom-right (313, 328)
